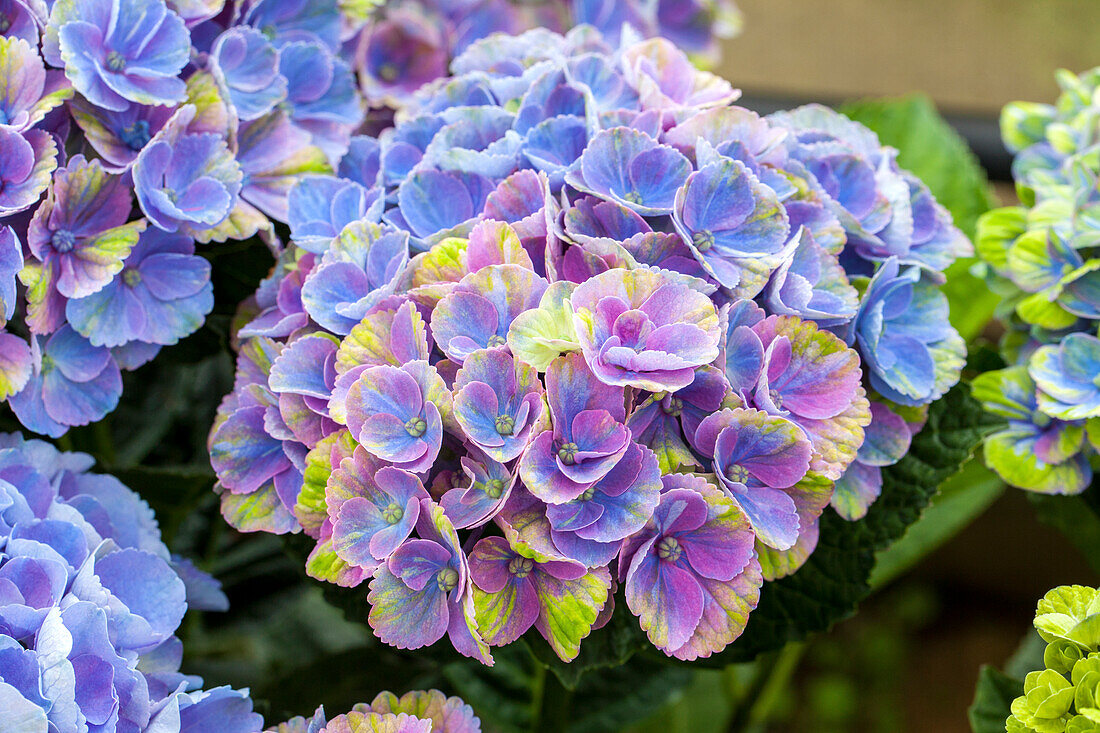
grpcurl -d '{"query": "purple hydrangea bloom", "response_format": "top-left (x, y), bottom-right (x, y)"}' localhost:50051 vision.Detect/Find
top-left (0, 36), bottom-right (72, 133)
top-left (288, 174), bottom-right (379, 254)
top-left (519, 352), bottom-right (630, 504)
top-left (367, 500), bottom-right (491, 663)
top-left (133, 118), bottom-right (244, 234)
top-left (693, 407), bottom-right (812, 550)
top-left (44, 0), bottom-right (190, 112)
top-left (566, 127), bottom-right (691, 216)
top-left (439, 450), bottom-right (516, 530)
top-left (1029, 332), bottom-right (1100, 420)
top-left (620, 474), bottom-right (761, 660)
top-left (8, 326), bottom-right (122, 437)
top-left (355, 6), bottom-right (450, 108)
top-left (570, 268), bottom-right (721, 392)
top-left (0, 127), bottom-right (56, 217)
top-left (0, 0), bottom-right (45, 44)
top-left (671, 158), bottom-right (790, 291)
top-left (328, 447), bottom-right (429, 572)
top-left (468, 535), bottom-right (610, 658)
top-left (210, 26), bottom-right (287, 121)
top-left (544, 440), bottom-right (663, 567)
top-left (430, 264), bottom-right (547, 364)
top-left (278, 40), bottom-right (362, 164)
top-left (0, 225), bottom-right (21, 324)
top-left (453, 348), bottom-right (545, 463)
top-left (65, 228), bottom-right (213, 347)
top-left (300, 220), bottom-right (409, 335)
top-left (344, 361), bottom-right (453, 474)
top-left (242, 0), bottom-right (340, 51)
top-left (25, 155), bottom-right (142, 312)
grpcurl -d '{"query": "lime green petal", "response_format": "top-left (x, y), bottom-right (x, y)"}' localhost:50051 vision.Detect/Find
top-left (507, 280), bottom-right (579, 372)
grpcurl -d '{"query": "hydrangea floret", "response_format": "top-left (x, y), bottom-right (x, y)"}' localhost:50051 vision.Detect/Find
top-left (0, 433), bottom-right (263, 732)
top-left (208, 27), bottom-right (968, 666)
top-left (1005, 584), bottom-right (1100, 733)
top-left (974, 68), bottom-right (1100, 495)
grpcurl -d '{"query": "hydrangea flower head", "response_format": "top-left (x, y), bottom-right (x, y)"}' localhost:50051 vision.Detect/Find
top-left (0, 434), bottom-right (260, 732)
top-left (974, 67), bottom-right (1100, 493)
top-left (206, 26), bottom-right (968, 666)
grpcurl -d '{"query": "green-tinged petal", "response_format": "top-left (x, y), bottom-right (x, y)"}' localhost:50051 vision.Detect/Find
top-left (973, 366), bottom-right (1039, 421)
top-left (1087, 419), bottom-right (1100, 452)
top-left (1017, 291), bottom-right (1078, 330)
top-left (756, 472), bottom-right (834, 580)
top-left (185, 69), bottom-right (237, 142)
top-left (1036, 586), bottom-right (1100, 649)
top-left (976, 207), bottom-right (1027, 273)
top-left (1046, 640), bottom-right (1087, 676)
top-left (984, 428), bottom-right (1088, 495)
top-left (306, 537), bottom-right (368, 588)
top-left (295, 429), bottom-right (357, 533)
top-left (1001, 102), bottom-right (1057, 154)
top-left (335, 303), bottom-right (430, 375)
top-left (1007, 229), bottom-right (1077, 293)
top-left (368, 689), bottom-right (480, 731)
top-left (532, 565), bottom-right (611, 662)
top-left (405, 237), bottom-right (468, 306)
top-left (506, 280), bottom-right (579, 372)
top-left (186, 199), bottom-right (270, 244)
top-left (219, 481), bottom-right (299, 534)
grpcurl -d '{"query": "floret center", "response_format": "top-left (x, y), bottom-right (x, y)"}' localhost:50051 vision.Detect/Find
top-left (557, 442), bottom-right (578, 465)
top-left (487, 334), bottom-right (506, 347)
top-left (379, 63), bottom-right (399, 82)
top-left (51, 229), bottom-right (76, 254)
top-left (507, 557), bottom-right (534, 578)
top-left (106, 51), bottom-right (127, 72)
top-left (693, 230), bottom-right (714, 252)
top-left (123, 268), bottom-right (142, 287)
top-left (578, 486), bottom-right (596, 501)
top-left (120, 120), bottom-right (151, 151)
top-left (382, 501), bottom-right (403, 524)
top-left (484, 478), bottom-right (504, 499)
top-left (622, 190), bottom-right (643, 205)
top-left (657, 536), bottom-right (682, 562)
top-left (404, 416), bottom-right (427, 437)
top-left (0, 14), bottom-right (10, 33)
top-left (435, 567), bottom-right (458, 592)
top-left (725, 463), bottom-right (749, 484)
top-left (494, 414), bottom-right (514, 436)
top-left (661, 396), bottom-right (683, 416)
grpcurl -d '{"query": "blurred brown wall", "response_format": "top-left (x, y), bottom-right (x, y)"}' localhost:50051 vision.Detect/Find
top-left (718, 0), bottom-right (1100, 114)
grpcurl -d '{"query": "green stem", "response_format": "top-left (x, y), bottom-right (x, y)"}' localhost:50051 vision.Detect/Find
top-left (726, 643), bottom-right (806, 733)
top-left (530, 667), bottom-right (573, 733)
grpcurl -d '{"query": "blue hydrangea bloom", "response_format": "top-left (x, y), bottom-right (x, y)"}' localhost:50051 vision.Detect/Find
top-left (210, 26), bottom-right (287, 121)
top-left (7, 326), bottom-right (122, 437)
top-left (0, 434), bottom-right (259, 732)
top-left (66, 229), bottom-right (213, 347)
top-left (44, 0), bottom-right (190, 112)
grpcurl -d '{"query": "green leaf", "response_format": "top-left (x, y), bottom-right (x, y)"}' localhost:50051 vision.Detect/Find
top-left (969, 665), bottom-right (1024, 733)
top-left (870, 457), bottom-right (1004, 588)
top-left (841, 93), bottom-right (999, 342)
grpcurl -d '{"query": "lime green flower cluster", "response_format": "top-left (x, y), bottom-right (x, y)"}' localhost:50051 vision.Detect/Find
top-left (1008, 585), bottom-right (1100, 732)
top-left (974, 68), bottom-right (1100, 495)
